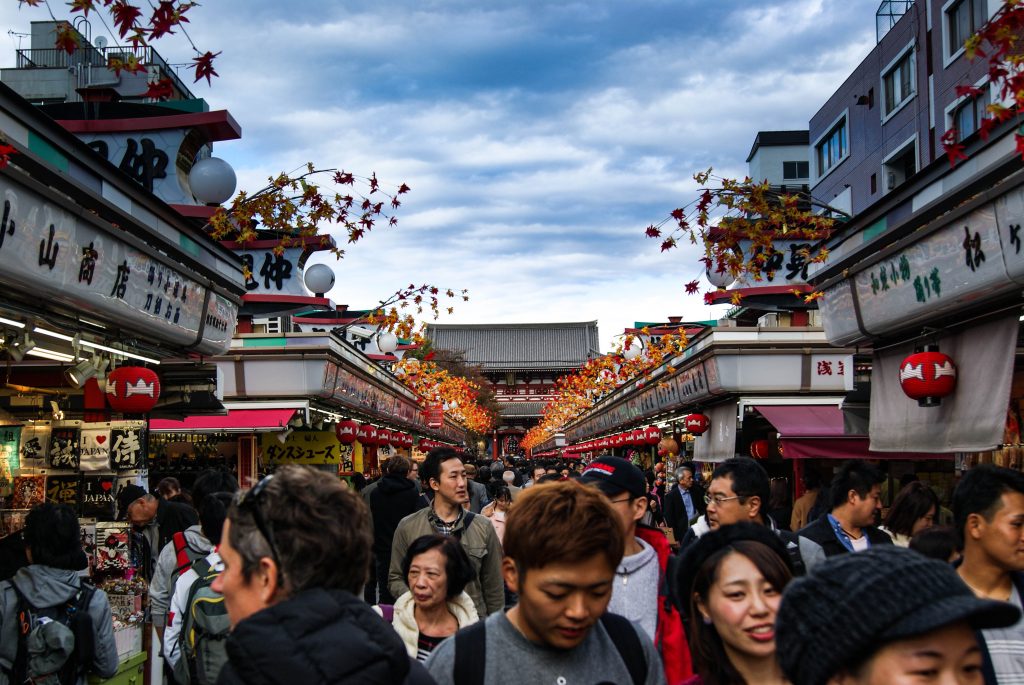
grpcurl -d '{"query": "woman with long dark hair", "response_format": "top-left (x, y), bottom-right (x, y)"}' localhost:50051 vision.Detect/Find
top-left (880, 481), bottom-right (940, 547)
top-left (677, 523), bottom-right (794, 685)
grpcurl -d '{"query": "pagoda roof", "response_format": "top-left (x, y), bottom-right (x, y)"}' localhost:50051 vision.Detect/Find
top-left (498, 401), bottom-right (548, 418)
top-left (426, 321), bottom-right (600, 371)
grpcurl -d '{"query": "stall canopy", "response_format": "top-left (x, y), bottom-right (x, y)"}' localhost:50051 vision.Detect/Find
top-left (150, 408), bottom-right (297, 432)
top-left (756, 405), bottom-right (932, 460)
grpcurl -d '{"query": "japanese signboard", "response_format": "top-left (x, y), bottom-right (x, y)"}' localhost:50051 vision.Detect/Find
top-left (734, 239), bottom-right (813, 286)
top-left (239, 247), bottom-right (306, 295)
top-left (0, 176), bottom-right (237, 355)
top-left (260, 430), bottom-right (343, 465)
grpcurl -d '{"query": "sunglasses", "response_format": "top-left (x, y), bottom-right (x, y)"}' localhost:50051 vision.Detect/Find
top-left (236, 475), bottom-right (284, 579)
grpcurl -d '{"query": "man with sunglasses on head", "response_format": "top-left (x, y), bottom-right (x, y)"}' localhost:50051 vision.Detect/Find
top-left (211, 465), bottom-right (432, 685)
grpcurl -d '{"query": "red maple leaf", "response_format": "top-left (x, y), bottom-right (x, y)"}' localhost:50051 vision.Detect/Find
top-left (979, 116), bottom-right (997, 141)
top-left (660, 237), bottom-right (677, 252)
top-left (144, 78), bottom-right (174, 100)
top-left (192, 51), bottom-right (221, 84)
top-left (397, 183), bottom-right (411, 194)
top-left (54, 23), bottom-right (79, 54)
top-left (670, 208), bottom-right (685, 221)
top-left (940, 129), bottom-right (968, 168)
top-left (0, 143), bottom-right (17, 170)
top-left (70, 0), bottom-right (96, 16)
top-left (1016, 133), bottom-right (1024, 160)
top-left (697, 189), bottom-right (714, 214)
top-left (111, 2), bottom-right (143, 38)
top-left (423, 351), bottom-right (436, 361)
top-left (334, 171), bottom-right (354, 185)
top-left (684, 280), bottom-right (700, 295)
top-left (703, 291), bottom-right (715, 305)
top-left (954, 85), bottom-right (984, 98)
top-left (645, 225), bottom-right (661, 238)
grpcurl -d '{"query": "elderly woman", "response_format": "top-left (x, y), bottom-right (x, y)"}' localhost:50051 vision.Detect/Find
top-left (382, 534), bottom-right (479, 661)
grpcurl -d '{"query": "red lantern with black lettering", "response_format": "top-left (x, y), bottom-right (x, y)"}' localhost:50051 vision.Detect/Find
top-left (685, 413), bottom-right (711, 436)
top-left (899, 346), bottom-right (957, 407)
top-left (750, 439), bottom-right (771, 459)
top-left (106, 366), bottom-right (160, 413)
top-left (335, 420), bottom-right (358, 444)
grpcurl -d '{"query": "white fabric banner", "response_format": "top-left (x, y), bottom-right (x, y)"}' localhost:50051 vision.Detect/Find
top-left (693, 400), bottom-right (738, 463)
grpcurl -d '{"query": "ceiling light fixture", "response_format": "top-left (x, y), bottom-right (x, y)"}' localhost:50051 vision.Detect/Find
top-left (65, 358), bottom-right (98, 388)
top-left (26, 347), bottom-right (76, 363)
top-left (8, 332), bottom-right (36, 362)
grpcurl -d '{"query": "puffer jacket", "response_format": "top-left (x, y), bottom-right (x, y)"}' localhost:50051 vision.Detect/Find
top-left (0, 565), bottom-right (119, 684)
top-left (215, 587), bottom-right (433, 685)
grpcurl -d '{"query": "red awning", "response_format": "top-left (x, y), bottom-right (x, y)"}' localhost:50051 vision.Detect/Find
top-left (755, 405), bottom-right (934, 460)
top-left (150, 409), bottom-right (297, 432)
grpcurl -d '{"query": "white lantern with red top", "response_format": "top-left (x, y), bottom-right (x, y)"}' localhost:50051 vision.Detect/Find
top-left (899, 345), bottom-right (957, 407)
top-left (106, 366), bottom-right (160, 413)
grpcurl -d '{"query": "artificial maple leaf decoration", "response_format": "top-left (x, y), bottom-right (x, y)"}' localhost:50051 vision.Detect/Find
top-left (0, 143), bottom-right (17, 170)
top-left (144, 78), bottom-right (174, 100)
top-left (111, 1), bottom-right (143, 38)
top-left (70, 0), bottom-right (96, 16)
top-left (54, 23), bottom-right (79, 54)
top-left (940, 128), bottom-right (968, 168)
top-left (660, 237), bottom-right (677, 252)
top-left (192, 51), bottom-right (220, 84)
top-left (645, 225), bottom-right (661, 238)
top-left (684, 280), bottom-right (700, 295)
top-left (703, 291), bottom-right (715, 306)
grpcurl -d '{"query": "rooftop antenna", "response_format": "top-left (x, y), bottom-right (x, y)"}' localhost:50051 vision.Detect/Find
top-left (7, 30), bottom-right (29, 51)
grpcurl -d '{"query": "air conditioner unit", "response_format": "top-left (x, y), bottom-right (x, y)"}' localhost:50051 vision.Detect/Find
top-left (886, 172), bottom-right (897, 190)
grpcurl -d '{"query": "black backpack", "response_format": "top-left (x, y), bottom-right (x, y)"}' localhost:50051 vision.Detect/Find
top-left (4, 581), bottom-right (96, 685)
top-left (452, 612), bottom-right (646, 685)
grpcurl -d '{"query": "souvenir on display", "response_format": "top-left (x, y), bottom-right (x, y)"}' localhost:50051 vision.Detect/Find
top-left (18, 424), bottom-right (50, 466)
top-left (110, 427), bottom-right (146, 471)
top-left (0, 510), bottom-right (27, 537)
top-left (80, 520), bottom-right (97, 570)
top-left (48, 428), bottom-right (80, 470)
top-left (9, 475), bottom-right (45, 509)
top-left (94, 522), bottom-right (131, 571)
top-left (79, 427), bottom-right (112, 472)
top-left (80, 476), bottom-right (116, 519)
top-left (46, 474), bottom-right (81, 510)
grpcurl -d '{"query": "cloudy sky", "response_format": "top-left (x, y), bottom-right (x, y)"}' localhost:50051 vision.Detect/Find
top-left (3, 0), bottom-right (879, 350)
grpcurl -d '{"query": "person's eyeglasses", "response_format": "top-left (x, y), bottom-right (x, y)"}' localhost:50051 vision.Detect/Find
top-left (236, 475), bottom-right (284, 578)
top-left (704, 494), bottom-right (742, 506)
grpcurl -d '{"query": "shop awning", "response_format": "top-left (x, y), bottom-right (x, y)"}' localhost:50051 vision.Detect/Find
top-left (755, 405), bottom-right (933, 460)
top-left (150, 409), bottom-right (297, 432)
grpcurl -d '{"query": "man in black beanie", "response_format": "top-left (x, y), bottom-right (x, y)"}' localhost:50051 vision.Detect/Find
top-left (953, 464), bottom-right (1024, 681)
top-left (775, 546), bottom-right (1020, 685)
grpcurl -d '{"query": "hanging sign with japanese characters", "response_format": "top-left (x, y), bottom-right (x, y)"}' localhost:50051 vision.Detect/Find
top-left (734, 239), bottom-right (814, 286)
top-left (239, 247), bottom-right (306, 295)
top-left (0, 176), bottom-right (237, 355)
top-left (48, 427), bottom-right (80, 470)
top-left (260, 430), bottom-right (343, 465)
top-left (18, 424), bottom-right (50, 466)
top-left (110, 424), bottom-right (147, 471)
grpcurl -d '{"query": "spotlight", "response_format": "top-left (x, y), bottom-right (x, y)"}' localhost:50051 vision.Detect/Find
top-left (276, 427), bottom-right (294, 443)
top-left (65, 358), bottom-right (97, 388)
top-left (8, 332), bottom-right (36, 362)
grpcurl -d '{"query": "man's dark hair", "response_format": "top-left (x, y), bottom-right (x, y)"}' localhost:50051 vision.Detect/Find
top-left (401, 534), bottom-right (474, 599)
top-left (711, 458), bottom-right (770, 514)
top-left (227, 465), bottom-right (372, 595)
top-left (952, 464), bottom-right (1024, 540)
top-left (384, 454), bottom-right (412, 477)
top-left (884, 481), bottom-right (940, 537)
top-left (537, 473), bottom-right (562, 484)
top-left (198, 492), bottom-right (234, 545)
top-left (909, 525), bottom-right (959, 562)
top-left (191, 468), bottom-right (238, 511)
top-left (421, 447), bottom-right (462, 488)
top-left (829, 460), bottom-right (884, 510)
top-left (24, 503), bottom-right (87, 570)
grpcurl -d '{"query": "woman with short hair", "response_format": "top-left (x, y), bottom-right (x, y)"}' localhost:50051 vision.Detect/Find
top-left (380, 534), bottom-right (478, 661)
top-left (880, 481), bottom-right (940, 546)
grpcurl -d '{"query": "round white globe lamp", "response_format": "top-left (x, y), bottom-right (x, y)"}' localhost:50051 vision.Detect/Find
top-left (706, 264), bottom-right (734, 289)
top-left (622, 342), bottom-right (642, 361)
top-left (377, 331), bottom-right (399, 354)
top-left (189, 157), bottom-right (237, 205)
top-left (303, 264), bottom-right (335, 296)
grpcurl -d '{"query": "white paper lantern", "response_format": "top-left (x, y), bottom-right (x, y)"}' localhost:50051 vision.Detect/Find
top-left (303, 264), bottom-right (335, 295)
top-left (189, 157), bottom-right (237, 205)
top-left (377, 331), bottom-right (398, 353)
top-left (706, 264), bottom-right (734, 289)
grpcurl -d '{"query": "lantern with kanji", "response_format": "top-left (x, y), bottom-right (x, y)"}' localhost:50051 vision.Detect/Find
top-left (899, 346), bottom-right (957, 407)
top-left (685, 413), bottom-right (711, 436)
top-left (335, 420), bottom-right (358, 444)
top-left (750, 439), bottom-right (771, 459)
top-left (643, 426), bottom-right (661, 445)
top-left (106, 366), bottom-right (160, 413)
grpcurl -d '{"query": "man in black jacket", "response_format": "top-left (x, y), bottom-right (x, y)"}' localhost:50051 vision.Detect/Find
top-left (369, 455), bottom-right (427, 604)
top-left (212, 465), bottom-right (432, 685)
top-left (797, 459), bottom-right (892, 572)
top-left (662, 464), bottom-right (705, 544)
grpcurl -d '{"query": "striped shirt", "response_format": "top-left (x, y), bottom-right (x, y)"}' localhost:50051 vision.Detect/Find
top-left (982, 584), bottom-right (1024, 684)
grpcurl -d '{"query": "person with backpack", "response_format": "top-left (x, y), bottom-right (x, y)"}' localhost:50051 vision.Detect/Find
top-left (424, 479), bottom-right (665, 685)
top-left (0, 503), bottom-right (118, 684)
top-left (163, 491), bottom-right (234, 685)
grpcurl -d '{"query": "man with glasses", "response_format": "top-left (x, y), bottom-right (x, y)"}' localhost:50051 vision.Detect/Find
top-left (796, 459), bottom-right (891, 572)
top-left (211, 465), bottom-right (432, 685)
top-left (696, 458), bottom-right (805, 574)
top-left (580, 457), bottom-right (693, 684)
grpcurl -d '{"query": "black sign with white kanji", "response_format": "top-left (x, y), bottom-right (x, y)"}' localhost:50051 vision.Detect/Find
top-left (110, 427), bottom-right (146, 471)
top-left (48, 428), bottom-right (80, 470)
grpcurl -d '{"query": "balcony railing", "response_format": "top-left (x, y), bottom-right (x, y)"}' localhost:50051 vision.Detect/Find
top-left (14, 45), bottom-right (196, 100)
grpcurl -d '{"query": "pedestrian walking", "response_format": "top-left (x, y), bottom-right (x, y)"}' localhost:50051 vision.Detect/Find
top-left (377, 535), bottom-right (479, 661)
top-left (676, 523), bottom-right (795, 685)
top-left (952, 464), bottom-right (1024, 682)
top-left (796, 460), bottom-right (891, 571)
top-left (580, 457), bottom-right (693, 683)
top-left (369, 455), bottom-right (428, 604)
top-left (464, 463), bottom-right (490, 514)
top-left (424, 479), bottom-right (665, 684)
top-left (789, 469), bottom-right (821, 531)
top-left (211, 465), bottom-right (432, 685)
top-left (879, 481), bottom-right (940, 547)
top-left (389, 447), bottom-right (505, 617)
top-left (776, 546), bottom-right (1020, 685)
top-left (663, 465), bottom-right (705, 545)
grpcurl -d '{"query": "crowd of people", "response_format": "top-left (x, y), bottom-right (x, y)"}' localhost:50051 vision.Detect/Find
top-left (2, 449), bottom-right (1024, 684)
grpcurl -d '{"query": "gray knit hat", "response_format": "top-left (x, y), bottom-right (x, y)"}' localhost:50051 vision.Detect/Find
top-left (776, 546), bottom-right (1020, 685)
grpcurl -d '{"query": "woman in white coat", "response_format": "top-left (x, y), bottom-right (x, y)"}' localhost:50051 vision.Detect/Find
top-left (378, 534), bottom-right (479, 661)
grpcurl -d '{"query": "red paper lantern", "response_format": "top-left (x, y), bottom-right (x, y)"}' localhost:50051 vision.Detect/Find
top-left (357, 423), bottom-right (378, 446)
top-left (612, 433), bottom-right (626, 448)
top-left (644, 426), bottom-right (661, 445)
top-left (630, 428), bottom-right (645, 445)
top-left (685, 413), bottom-right (711, 436)
top-left (750, 439), bottom-right (771, 459)
top-left (335, 420), bottom-right (358, 444)
top-left (377, 428), bottom-right (393, 447)
top-left (106, 366), bottom-right (160, 413)
top-left (899, 346), bottom-right (957, 407)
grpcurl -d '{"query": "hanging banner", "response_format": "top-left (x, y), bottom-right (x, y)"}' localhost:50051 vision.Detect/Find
top-left (79, 427), bottom-right (112, 472)
top-left (46, 474), bottom-right (81, 510)
top-left (0, 426), bottom-right (22, 493)
top-left (260, 430), bottom-right (342, 465)
top-left (48, 427), bottom-right (80, 470)
top-left (19, 424), bottom-right (50, 466)
top-left (110, 424), bottom-right (147, 471)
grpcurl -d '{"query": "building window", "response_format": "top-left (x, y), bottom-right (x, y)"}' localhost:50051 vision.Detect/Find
top-left (816, 118), bottom-right (848, 177)
top-left (782, 161), bottom-right (809, 179)
top-left (947, 0), bottom-right (987, 57)
top-left (952, 89), bottom-right (990, 140)
top-left (883, 49), bottom-right (915, 115)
